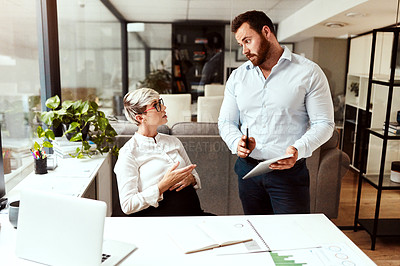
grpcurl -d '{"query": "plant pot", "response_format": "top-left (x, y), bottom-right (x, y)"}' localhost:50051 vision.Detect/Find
top-left (62, 123), bottom-right (89, 141)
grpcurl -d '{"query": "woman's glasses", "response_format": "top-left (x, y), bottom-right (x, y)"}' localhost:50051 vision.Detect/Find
top-left (144, 98), bottom-right (164, 113)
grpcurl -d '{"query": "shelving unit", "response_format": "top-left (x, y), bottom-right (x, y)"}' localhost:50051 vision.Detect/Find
top-left (171, 22), bottom-right (224, 97)
top-left (353, 27), bottom-right (400, 250)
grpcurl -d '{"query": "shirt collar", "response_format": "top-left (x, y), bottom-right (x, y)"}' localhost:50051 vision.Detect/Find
top-left (134, 131), bottom-right (160, 144)
top-left (247, 45), bottom-right (292, 75)
top-left (279, 45), bottom-right (292, 62)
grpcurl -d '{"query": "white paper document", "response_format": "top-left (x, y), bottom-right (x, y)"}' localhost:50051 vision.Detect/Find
top-left (247, 219), bottom-right (320, 251)
top-left (170, 220), bottom-right (253, 254)
top-left (242, 154), bottom-right (294, 179)
top-left (213, 219), bottom-right (320, 255)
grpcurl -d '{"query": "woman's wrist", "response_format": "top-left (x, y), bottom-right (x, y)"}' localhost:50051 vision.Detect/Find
top-left (190, 174), bottom-right (197, 186)
top-left (158, 182), bottom-right (167, 195)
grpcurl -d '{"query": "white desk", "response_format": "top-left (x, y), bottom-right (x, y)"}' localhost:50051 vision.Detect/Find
top-left (103, 214), bottom-right (376, 265)
top-left (0, 214), bottom-right (376, 265)
top-left (4, 154), bottom-right (112, 215)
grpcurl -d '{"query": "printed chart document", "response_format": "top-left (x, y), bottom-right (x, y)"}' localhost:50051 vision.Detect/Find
top-left (214, 219), bottom-right (320, 255)
top-left (170, 220), bottom-right (253, 254)
top-left (247, 219), bottom-right (320, 251)
top-left (243, 154), bottom-right (294, 179)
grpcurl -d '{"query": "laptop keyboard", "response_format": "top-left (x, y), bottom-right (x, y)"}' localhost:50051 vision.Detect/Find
top-left (102, 253), bottom-right (111, 263)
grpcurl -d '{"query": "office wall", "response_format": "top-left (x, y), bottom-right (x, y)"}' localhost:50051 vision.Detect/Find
top-left (295, 38), bottom-right (315, 60)
top-left (296, 37), bottom-right (347, 99)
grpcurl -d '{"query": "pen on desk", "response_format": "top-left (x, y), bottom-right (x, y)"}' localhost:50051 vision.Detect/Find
top-left (246, 127), bottom-right (249, 149)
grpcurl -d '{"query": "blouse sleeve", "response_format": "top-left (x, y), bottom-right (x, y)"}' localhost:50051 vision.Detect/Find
top-left (176, 139), bottom-right (202, 190)
top-left (114, 149), bottom-right (162, 215)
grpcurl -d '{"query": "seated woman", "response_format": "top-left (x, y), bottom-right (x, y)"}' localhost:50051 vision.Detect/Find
top-left (114, 88), bottom-right (205, 216)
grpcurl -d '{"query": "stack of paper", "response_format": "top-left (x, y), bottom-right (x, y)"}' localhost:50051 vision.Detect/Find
top-left (52, 137), bottom-right (95, 158)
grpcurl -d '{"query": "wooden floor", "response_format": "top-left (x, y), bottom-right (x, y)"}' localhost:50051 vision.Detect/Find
top-left (331, 169), bottom-right (400, 265)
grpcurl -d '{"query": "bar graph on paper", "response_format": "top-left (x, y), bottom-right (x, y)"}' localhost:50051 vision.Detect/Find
top-left (269, 243), bottom-right (363, 265)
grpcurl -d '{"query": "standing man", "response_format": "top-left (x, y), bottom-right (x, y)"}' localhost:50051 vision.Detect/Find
top-left (218, 10), bottom-right (335, 215)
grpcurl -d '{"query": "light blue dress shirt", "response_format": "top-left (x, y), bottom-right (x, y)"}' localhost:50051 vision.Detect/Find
top-left (218, 46), bottom-right (335, 160)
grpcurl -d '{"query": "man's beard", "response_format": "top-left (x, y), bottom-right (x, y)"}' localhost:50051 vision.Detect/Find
top-left (246, 38), bottom-right (269, 66)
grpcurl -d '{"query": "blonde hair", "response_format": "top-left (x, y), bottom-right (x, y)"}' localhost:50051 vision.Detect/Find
top-left (123, 88), bottom-right (160, 125)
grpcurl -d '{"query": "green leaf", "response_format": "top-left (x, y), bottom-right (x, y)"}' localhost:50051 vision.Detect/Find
top-left (72, 100), bottom-right (82, 110)
top-left (37, 126), bottom-right (45, 138)
top-left (61, 100), bottom-right (74, 110)
top-left (98, 111), bottom-right (105, 118)
top-left (44, 129), bottom-right (55, 140)
top-left (70, 132), bottom-right (82, 142)
top-left (45, 95), bottom-right (60, 110)
top-left (90, 101), bottom-right (98, 111)
top-left (87, 115), bottom-right (96, 122)
top-left (83, 140), bottom-right (91, 150)
top-left (34, 142), bottom-right (40, 151)
top-left (43, 141), bottom-right (53, 148)
top-left (70, 122), bottom-right (80, 130)
top-left (41, 111), bottom-right (55, 126)
top-left (98, 117), bottom-right (108, 131)
top-left (63, 122), bottom-right (79, 135)
top-left (81, 101), bottom-right (90, 114)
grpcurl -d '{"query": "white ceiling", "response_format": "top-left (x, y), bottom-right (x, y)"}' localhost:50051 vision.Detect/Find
top-left (109, 0), bottom-right (400, 42)
top-left (110, 0), bottom-right (313, 24)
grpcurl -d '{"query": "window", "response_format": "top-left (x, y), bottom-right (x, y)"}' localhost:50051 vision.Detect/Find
top-left (0, 0), bottom-right (41, 192)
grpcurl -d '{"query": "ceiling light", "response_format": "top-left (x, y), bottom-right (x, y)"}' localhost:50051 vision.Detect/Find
top-left (345, 12), bottom-right (365, 18)
top-left (127, 23), bottom-right (145, 32)
top-left (324, 22), bottom-right (347, 28)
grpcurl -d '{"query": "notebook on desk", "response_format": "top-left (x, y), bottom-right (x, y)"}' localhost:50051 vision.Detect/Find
top-left (16, 189), bottom-right (137, 266)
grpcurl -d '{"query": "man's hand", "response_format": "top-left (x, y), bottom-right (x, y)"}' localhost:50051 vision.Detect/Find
top-left (269, 146), bottom-right (298, 170)
top-left (237, 135), bottom-right (256, 158)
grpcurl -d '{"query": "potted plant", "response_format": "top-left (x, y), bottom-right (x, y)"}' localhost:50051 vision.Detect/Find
top-left (138, 60), bottom-right (172, 94)
top-left (40, 95), bottom-right (119, 158)
top-left (32, 125), bottom-right (55, 174)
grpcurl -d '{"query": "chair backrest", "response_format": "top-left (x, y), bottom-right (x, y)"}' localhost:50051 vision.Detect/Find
top-left (197, 96), bottom-right (224, 123)
top-left (160, 94), bottom-right (192, 127)
top-left (204, 84), bottom-right (225, 97)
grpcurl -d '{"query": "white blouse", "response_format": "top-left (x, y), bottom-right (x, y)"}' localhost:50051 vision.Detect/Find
top-left (114, 132), bottom-right (201, 215)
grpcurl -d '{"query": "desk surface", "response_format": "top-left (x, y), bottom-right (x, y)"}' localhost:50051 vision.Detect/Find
top-left (4, 154), bottom-right (107, 203)
top-left (1, 214), bottom-right (374, 266)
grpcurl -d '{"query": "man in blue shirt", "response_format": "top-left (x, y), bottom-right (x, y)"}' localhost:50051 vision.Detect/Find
top-left (218, 10), bottom-right (335, 215)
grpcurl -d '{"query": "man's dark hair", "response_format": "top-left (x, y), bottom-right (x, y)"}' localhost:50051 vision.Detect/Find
top-left (231, 10), bottom-right (276, 36)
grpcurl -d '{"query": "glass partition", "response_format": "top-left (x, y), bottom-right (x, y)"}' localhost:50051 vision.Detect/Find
top-left (128, 23), bottom-right (172, 93)
top-left (57, 0), bottom-right (122, 116)
top-left (0, 0), bottom-right (41, 192)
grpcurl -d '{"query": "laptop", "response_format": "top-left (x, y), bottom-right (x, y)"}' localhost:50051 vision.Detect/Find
top-left (16, 189), bottom-right (137, 266)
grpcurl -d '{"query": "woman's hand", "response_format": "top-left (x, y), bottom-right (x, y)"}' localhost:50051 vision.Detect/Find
top-left (169, 173), bottom-right (196, 192)
top-left (158, 162), bottom-right (197, 194)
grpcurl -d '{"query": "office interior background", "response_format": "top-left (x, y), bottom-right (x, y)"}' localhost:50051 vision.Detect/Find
top-left (1, 0), bottom-right (400, 195)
